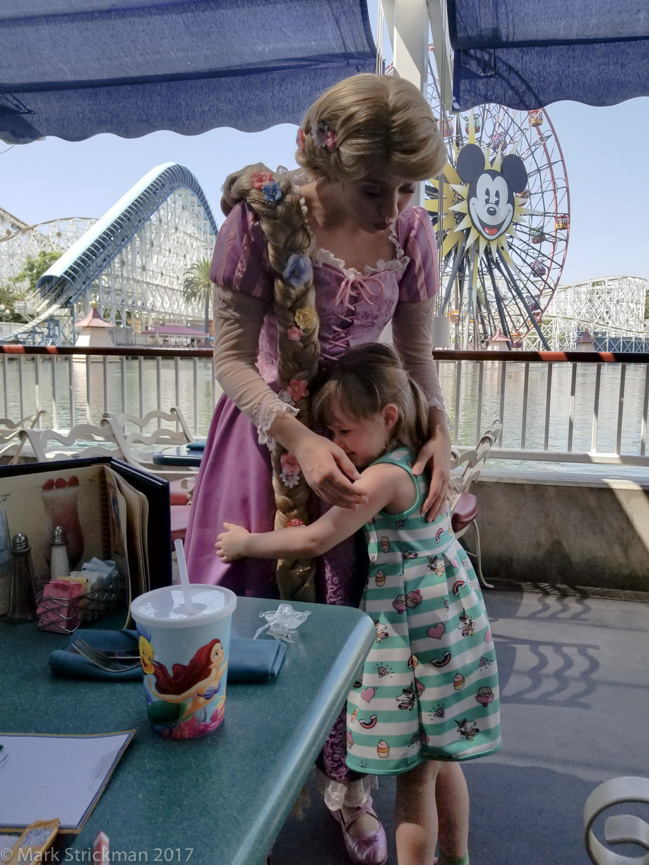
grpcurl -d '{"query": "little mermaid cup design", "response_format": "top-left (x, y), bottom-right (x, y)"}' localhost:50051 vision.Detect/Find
top-left (131, 584), bottom-right (237, 741)
top-left (41, 476), bottom-right (84, 568)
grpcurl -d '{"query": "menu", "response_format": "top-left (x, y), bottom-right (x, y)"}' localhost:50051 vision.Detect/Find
top-left (0, 731), bottom-right (134, 832)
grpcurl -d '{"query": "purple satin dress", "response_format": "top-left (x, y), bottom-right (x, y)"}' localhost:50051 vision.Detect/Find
top-left (185, 200), bottom-right (438, 782)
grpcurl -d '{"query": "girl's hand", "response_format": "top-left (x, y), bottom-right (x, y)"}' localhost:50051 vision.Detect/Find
top-left (216, 522), bottom-right (250, 562)
top-left (293, 432), bottom-right (370, 509)
top-left (412, 432), bottom-right (452, 522)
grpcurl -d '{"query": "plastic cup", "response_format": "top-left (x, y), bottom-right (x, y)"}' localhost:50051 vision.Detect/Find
top-left (130, 584), bottom-right (237, 740)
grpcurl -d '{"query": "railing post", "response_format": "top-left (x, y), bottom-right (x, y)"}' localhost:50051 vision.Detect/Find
top-left (21, 356), bottom-right (27, 423)
top-left (544, 363), bottom-right (553, 451)
top-left (85, 356), bottom-right (91, 424)
top-left (568, 362), bottom-right (577, 452)
top-left (51, 358), bottom-right (59, 431)
top-left (642, 365), bottom-right (649, 457)
top-left (616, 364), bottom-right (626, 456)
top-left (499, 361), bottom-right (506, 442)
top-left (1, 355), bottom-right (6, 417)
top-left (68, 357), bottom-right (76, 428)
top-left (591, 364), bottom-right (602, 454)
top-left (521, 362), bottom-right (530, 449)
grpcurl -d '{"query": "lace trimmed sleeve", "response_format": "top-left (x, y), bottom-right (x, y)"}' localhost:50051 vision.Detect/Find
top-left (213, 286), bottom-right (298, 447)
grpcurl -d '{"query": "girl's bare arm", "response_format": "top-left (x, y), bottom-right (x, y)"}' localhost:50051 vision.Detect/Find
top-left (216, 462), bottom-right (413, 561)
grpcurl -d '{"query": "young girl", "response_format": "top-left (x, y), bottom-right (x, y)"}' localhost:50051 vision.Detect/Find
top-left (217, 343), bottom-right (501, 865)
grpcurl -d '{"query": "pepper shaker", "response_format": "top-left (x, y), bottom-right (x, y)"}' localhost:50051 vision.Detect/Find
top-left (50, 525), bottom-right (71, 579)
top-left (6, 533), bottom-right (37, 623)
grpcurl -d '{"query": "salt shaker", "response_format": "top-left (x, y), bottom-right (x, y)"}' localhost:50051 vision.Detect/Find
top-left (50, 525), bottom-right (71, 579)
top-left (6, 533), bottom-right (37, 623)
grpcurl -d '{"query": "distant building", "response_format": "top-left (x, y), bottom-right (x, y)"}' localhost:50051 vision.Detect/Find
top-left (487, 329), bottom-right (511, 351)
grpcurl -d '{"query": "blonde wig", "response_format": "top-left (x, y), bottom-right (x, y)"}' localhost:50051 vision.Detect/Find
top-left (296, 73), bottom-right (446, 182)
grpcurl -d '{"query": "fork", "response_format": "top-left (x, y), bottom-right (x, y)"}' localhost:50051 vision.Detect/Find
top-left (72, 637), bottom-right (142, 672)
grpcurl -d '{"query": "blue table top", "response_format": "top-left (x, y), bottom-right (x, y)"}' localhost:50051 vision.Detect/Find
top-left (0, 598), bottom-right (375, 865)
top-left (152, 448), bottom-right (202, 467)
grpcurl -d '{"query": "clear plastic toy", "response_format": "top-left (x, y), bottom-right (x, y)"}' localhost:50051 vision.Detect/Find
top-left (253, 603), bottom-right (311, 642)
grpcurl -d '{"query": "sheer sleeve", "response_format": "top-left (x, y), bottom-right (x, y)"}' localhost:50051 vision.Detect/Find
top-left (392, 296), bottom-right (447, 415)
top-left (211, 204), bottom-right (298, 446)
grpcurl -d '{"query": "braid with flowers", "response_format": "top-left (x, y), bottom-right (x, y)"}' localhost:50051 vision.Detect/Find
top-left (221, 163), bottom-right (319, 602)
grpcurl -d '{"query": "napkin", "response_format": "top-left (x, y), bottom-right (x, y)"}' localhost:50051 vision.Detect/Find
top-left (49, 629), bottom-right (286, 683)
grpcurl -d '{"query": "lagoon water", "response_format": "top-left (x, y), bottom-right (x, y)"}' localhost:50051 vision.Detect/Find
top-left (2, 356), bottom-right (648, 480)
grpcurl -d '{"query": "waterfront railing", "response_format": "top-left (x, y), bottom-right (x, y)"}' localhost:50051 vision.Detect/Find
top-left (1, 346), bottom-right (648, 469)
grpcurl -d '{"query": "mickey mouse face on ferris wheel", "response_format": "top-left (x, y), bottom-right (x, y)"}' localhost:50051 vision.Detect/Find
top-left (456, 143), bottom-right (528, 242)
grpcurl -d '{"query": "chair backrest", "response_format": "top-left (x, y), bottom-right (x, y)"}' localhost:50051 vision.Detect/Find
top-left (19, 423), bottom-right (126, 462)
top-left (0, 409), bottom-right (46, 431)
top-left (104, 407), bottom-right (193, 440)
top-left (102, 407), bottom-right (196, 474)
top-left (450, 419), bottom-right (503, 505)
top-left (0, 410), bottom-right (47, 463)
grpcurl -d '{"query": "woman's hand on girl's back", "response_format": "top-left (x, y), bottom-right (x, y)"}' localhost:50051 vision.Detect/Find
top-left (293, 431), bottom-right (370, 509)
top-left (412, 433), bottom-right (452, 522)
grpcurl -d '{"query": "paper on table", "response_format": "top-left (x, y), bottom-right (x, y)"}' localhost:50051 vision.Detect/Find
top-left (0, 731), bottom-right (134, 833)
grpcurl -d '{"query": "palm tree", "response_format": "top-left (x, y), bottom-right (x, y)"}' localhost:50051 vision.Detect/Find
top-left (182, 257), bottom-right (213, 337)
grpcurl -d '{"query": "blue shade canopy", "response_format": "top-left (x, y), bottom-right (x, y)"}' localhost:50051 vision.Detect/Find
top-left (448, 0), bottom-right (649, 110)
top-left (0, 0), bottom-right (376, 144)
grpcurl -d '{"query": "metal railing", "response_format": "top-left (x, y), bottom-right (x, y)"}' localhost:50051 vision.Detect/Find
top-left (1, 346), bottom-right (648, 467)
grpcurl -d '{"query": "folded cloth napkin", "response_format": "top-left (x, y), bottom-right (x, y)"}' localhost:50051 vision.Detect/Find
top-left (49, 629), bottom-right (286, 683)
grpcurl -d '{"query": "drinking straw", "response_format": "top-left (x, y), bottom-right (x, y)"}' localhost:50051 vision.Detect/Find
top-left (174, 539), bottom-right (195, 614)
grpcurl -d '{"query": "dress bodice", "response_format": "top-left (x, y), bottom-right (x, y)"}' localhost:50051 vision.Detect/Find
top-left (210, 197), bottom-right (439, 385)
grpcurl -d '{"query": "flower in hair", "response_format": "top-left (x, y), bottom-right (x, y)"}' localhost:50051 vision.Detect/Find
top-left (251, 170), bottom-right (275, 189)
top-left (294, 307), bottom-right (317, 331)
top-left (287, 326), bottom-right (303, 341)
top-left (262, 181), bottom-right (283, 203)
top-left (287, 377), bottom-right (309, 402)
top-left (286, 517), bottom-right (305, 527)
top-left (296, 128), bottom-right (306, 152)
top-left (313, 121), bottom-right (337, 150)
top-left (280, 452), bottom-right (301, 488)
top-left (283, 253), bottom-right (313, 287)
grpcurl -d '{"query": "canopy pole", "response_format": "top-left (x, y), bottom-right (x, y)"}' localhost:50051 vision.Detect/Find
top-left (380, 0), bottom-right (429, 205)
top-left (426, 0), bottom-right (454, 113)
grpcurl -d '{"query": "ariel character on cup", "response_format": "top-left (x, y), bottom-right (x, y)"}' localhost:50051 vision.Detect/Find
top-left (138, 630), bottom-right (228, 738)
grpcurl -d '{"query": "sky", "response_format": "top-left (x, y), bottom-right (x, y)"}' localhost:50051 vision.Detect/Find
top-left (0, 45), bottom-right (648, 290)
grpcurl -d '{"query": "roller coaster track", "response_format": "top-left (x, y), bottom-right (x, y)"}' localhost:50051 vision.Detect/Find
top-left (2, 162), bottom-right (218, 344)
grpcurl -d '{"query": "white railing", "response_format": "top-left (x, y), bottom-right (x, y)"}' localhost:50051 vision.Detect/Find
top-left (1, 346), bottom-right (648, 467)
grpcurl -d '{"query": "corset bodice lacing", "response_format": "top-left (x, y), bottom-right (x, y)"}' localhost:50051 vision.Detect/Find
top-left (321, 274), bottom-right (384, 363)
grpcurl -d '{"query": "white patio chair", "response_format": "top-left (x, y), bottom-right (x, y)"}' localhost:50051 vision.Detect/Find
top-left (449, 419), bottom-right (502, 590)
top-left (0, 410), bottom-right (46, 463)
top-left (19, 422), bottom-right (125, 462)
top-left (101, 407), bottom-right (198, 499)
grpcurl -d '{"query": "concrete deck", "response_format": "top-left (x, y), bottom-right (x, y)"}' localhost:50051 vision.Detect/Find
top-left (270, 588), bottom-right (649, 865)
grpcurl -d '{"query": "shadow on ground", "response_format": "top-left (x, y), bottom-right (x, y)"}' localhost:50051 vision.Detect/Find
top-left (271, 589), bottom-right (649, 865)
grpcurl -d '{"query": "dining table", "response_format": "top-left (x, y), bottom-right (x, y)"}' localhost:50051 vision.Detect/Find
top-left (152, 441), bottom-right (205, 468)
top-left (0, 596), bottom-right (375, 865)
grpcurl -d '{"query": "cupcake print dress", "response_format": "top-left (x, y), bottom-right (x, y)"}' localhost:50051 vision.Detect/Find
top-left (346, 447), bottom-right (501, 775)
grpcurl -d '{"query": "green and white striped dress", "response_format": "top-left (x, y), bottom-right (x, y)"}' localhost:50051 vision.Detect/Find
top-left (346, 446), bottom-right (501, 775)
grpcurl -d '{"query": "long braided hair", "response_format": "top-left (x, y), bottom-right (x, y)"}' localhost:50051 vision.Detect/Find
top-left (221, 163), bottom-right (319, 602)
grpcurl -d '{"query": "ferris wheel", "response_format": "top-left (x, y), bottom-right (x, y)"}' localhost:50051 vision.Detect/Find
top-left (425, 52), bottom-right (570, 349)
